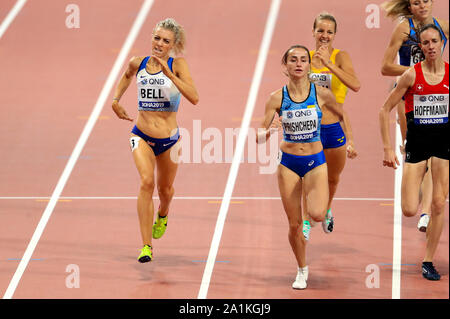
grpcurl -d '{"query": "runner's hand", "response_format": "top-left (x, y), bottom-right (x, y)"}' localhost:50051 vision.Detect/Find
top-left (315, 45), bottom-right (331, 67)
top-left (152, 56), bottom-right (174, 78)
top-left (399, 143), bottom-right (405, 155)
top-left (383, 148), bottom-right (400, 169)
top-left (269, 116), bottom-right (283, 133)
top-left (346, 143), bottom-right (358, 159)
top-left (112, 101), bottom-right (133, 121)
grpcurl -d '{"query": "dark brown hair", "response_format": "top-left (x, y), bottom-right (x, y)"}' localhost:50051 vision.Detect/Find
top-left (418, 23), bottom-right (443, 42)
top-left (281, 45), bottom-right (311, 65)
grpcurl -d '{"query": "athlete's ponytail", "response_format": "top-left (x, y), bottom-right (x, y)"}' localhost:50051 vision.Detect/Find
top-left (153, 18), bottom-right (186, 55)
top-left (381, 0), bottom-right (412, 20)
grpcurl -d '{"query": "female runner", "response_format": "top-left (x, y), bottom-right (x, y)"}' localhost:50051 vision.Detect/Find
top-left (257, 45), bottom-right (343, 289)
top-left (112, 18), bottom-right (199, 262)
top-left (379, 24), bottom-right (449, 280)
top-left (303, 12), bottom-right (360, 240)
top-left (381, 0), bottom-right (448, 232)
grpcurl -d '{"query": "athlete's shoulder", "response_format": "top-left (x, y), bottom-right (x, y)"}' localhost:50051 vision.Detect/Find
top-left (335, 49), bottom-right (351, 63)
top-left (267, 88), bottom-right (283, 104)
top-left (399, 65), bottom-right (416, 87)
top-left (271, 87), bottom-right (284, 98)
top-left (392, 18), bottom-right (411, 39)
top-left (129, 56), bottom-right (146, 71)
top-left (435, 18), bottom-right (449, 35)
top-left (171, 56), bottom-right (191, 74)
top-left (172, 56), bottom-right (188, 67)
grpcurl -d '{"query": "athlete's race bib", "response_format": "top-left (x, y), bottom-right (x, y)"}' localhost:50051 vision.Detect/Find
top-left (137, 76), bottom-right (172, 109)
top-left (282, 107), bottom-right (319, 141)
top-left (410, 44), bottom-right (425, 65)
top-left (413, 94), bottom-right (449, 125)
top-left (309, 72), bottom-right (332, 90)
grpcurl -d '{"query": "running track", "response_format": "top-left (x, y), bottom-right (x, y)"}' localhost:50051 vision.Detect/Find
top-left (0, 0), bottom-right (448, 300)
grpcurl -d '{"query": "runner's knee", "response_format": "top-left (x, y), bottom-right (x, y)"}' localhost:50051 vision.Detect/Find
top-left (328, 174), bottom-right (340, 189)
top-left (140, 175), bottom-right (155, 192)
top-left (157, 185), bottom-right (174, 198)
top-left (308, 208), bottom-right (326, 222)
top-left (401, 202), bottom-right (417, 217)
top-left (431, 196), bottom-right (446, 215)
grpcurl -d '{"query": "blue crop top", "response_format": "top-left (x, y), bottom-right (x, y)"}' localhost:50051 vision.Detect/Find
top-left (279, 83), bottom-right (323, 143)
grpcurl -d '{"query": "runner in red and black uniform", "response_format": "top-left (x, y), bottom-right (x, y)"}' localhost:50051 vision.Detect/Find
top-left (379, 24), bottom-right (449, 281)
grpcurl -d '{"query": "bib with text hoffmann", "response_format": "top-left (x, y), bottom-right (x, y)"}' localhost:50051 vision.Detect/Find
top-left (413, 94), bottom-right (449, 125)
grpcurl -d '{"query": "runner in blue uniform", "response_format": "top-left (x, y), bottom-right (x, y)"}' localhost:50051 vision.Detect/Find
top-left (112, 18), bottom-right (199, 263)
top-left (257, 45), bottom-right (343, 289)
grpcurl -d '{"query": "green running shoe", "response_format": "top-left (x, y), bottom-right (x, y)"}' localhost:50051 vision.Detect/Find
top-left (152, 214), bottom-right (168, 239)
top-left (303, 220), bottom-right (311, 241)
top-left (138, 245), bottom-right (152, 263)
top-left (322, 209), bottom-right (334, 234)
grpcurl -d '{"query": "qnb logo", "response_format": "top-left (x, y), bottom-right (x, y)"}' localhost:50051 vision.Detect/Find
top-left (418, 94), bottom-right (447, 103)
top-left (148, 78), bottom-right (165, 85)
top-left (294, 109), bottom-right (313, 117)
top-left (428, 95), bottom-right (446, 102)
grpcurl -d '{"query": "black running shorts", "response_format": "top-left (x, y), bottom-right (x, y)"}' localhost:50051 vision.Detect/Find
top-left (405, 127), bottom-right (449, 163)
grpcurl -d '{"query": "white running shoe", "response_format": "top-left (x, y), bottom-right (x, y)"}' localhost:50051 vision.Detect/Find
top-left (292, 266), bottom-right (308, 290)
top-left (417, 214), bottom-right (430, 233)
top-left (322, 210), bottom-right (334, 234)
top-left (303, 221), bottom-right (311, 241)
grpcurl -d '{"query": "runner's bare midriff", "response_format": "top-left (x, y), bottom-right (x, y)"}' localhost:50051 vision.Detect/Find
top-left (136, 111), bottom-right (178, 138)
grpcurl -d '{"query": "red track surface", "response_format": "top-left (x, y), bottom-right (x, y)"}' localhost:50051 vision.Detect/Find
top-left (0, 0), bottom-right (448, 299)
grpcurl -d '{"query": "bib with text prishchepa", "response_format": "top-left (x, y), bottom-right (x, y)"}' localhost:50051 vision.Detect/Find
top-left (282, 106), bottom-right (319, 141)
top-left (413, 94), bottom-right (449, 125)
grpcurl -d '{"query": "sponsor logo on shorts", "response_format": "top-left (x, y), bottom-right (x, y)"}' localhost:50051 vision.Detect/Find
top-left (308, 160), bottom-right (315, 167)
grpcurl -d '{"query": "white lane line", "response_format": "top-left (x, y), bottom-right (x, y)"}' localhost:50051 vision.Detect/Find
top-left (0, 0), bottom-right (27, 40)
top-left (197, 0), bottom-right (282, 300)
top-left (392, 114), bottom-right (403, 299)
top-left (2, 0), bottom-right (154, 299)
top-left (0, 196), bottom-right (396, 201)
